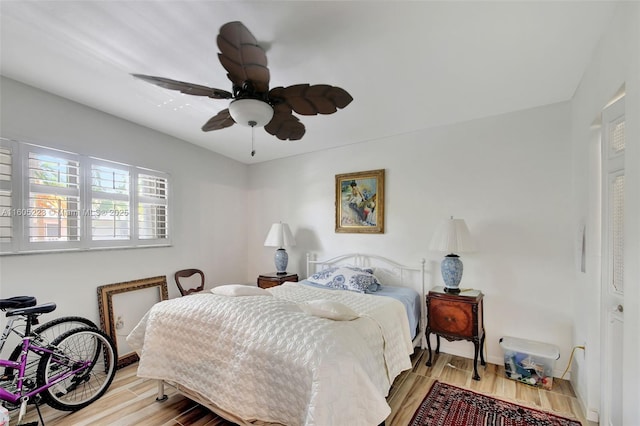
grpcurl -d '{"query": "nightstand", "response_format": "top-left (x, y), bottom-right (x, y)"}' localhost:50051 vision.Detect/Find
top-left (425, 286), bottom-right (485, 380)
top-left (257, 272), bottom-right (298, 289)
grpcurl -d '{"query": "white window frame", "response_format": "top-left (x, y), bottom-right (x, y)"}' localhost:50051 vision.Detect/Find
top-left (136, 169), bottom-right (170, 241)
top-left (0, 139), bottom-right (15, 248)
top-left (23, 143), bottom-right (83, 252)
top-left (0, 138), bottom-right (171, 255)
top-left (89, 157), bottom-right (132, 246)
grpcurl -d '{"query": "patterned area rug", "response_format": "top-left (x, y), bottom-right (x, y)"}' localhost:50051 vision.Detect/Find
top-left (409, 381), bottom-right (582, 426)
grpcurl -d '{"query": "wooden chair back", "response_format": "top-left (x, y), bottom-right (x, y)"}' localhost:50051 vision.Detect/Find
top-left (174, 269), bottom-right (205, 296)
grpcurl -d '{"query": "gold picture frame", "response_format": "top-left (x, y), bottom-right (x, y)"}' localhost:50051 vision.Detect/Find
top-left (335, 169), bottom-right (385, 234)
top-left (97, 276), bottom-right (168, 369)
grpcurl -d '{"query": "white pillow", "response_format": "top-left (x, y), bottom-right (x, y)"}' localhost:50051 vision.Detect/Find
top-left (298, 299), bottom-right (359, 321)
top-left (211, 285), bottom-right (273, 297)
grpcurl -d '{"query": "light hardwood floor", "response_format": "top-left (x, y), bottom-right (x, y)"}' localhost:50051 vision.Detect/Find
top-left (16, 349), bottom-right (595, 426)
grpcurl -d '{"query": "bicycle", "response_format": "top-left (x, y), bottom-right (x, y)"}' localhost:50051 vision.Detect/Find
top-left (0, 296), bottom-right (117, 425)
top-left (1, 298), bottom-right (98, 389)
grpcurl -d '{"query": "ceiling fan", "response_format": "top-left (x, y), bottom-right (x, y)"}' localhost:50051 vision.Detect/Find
top-left (132, 21), bottom-right (353, 153)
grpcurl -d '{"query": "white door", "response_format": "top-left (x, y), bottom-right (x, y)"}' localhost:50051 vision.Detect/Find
top-left (601, 96), bottom-right (625, 426)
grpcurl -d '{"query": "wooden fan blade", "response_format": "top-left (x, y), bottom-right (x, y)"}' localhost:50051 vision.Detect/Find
top-left (132, 74), bottom-right (232, 99)
top-left (269, 84), bottom-right (353, 116)
top-left (264, 107), bottom-right (306, 140)
top-left (217, 21), bottom-right (270, 93)
top-left (202, 109), bottom-right (235, 132)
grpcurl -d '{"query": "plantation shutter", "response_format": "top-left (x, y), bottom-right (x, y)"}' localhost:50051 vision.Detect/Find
top-left (604, 99), bottom-right (625, 293)
top-left (0, 143), bottom-right (13, 245)
top-left (27, 148), bottom-right (80, 243)
top-left (91, 162), bottom-right (131, 240)
top-left (137, 172), bottom-right (168, 240)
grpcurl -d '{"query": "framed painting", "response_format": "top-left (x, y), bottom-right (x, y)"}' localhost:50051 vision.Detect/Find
top-left (97, 276), bottom-right (168, 369)
top-left (335, 169), bottom-right (385, 234)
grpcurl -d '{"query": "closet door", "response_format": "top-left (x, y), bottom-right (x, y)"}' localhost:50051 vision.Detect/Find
top-left (601, 96), bottom-right (625, 426)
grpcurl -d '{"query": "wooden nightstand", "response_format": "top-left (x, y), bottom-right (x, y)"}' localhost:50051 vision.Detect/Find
top-left (425, 286), bottom-right (485, 380)
top-left (257, 272), bottom-right (299, 289)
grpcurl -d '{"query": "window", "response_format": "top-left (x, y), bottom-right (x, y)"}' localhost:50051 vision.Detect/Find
top-left (0, 138), bottom-right (171, 254)
top-left (137, 173), bottom-right (168, 240)
top-left (0, 143), bottom-right (12, 244)
top-left (28, 148), bottom-right (81, 243)
top-left (91, 162), bottom-right (130, 241)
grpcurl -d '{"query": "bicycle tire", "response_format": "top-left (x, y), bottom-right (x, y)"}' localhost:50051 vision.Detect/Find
top-left (3, 316), bottom-right (98, 382)
top-left (36, 327), bottom-right (116, 411)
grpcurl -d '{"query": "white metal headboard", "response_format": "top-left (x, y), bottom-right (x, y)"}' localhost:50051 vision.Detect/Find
top-left (305, 253), bottom-right (427, 349)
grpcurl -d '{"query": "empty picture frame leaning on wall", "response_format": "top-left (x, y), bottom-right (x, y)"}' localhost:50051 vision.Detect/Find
top-left (97, 276), bottom-right (168, 369)
top-left (335, 169), bottom-right (385, 234)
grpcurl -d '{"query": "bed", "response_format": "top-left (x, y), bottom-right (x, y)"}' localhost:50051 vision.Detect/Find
top-left (127, 253), bottom-right (426, 426)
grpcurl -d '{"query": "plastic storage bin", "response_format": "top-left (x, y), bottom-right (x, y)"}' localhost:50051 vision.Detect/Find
top-left (499, 336), bottom-right (560, 390)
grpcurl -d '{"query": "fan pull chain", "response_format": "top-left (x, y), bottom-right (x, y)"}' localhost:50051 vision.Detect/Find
top-left (249, 120), bottom-right (257, 157)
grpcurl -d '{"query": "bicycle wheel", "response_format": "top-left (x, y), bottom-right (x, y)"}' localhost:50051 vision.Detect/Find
top-left (36, 327), bottom-right (116, 411)
top-left (3, 316), bottom-right (98, 385)
top-left (32, 316), bottom-right (98, 343)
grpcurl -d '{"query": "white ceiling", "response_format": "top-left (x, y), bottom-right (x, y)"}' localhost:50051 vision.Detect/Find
top-left (0, 1), bottom-right (617, 164)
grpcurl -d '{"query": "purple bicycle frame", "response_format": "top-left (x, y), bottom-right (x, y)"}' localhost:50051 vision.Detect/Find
top-left (0, 338), bottom-right (91, 404)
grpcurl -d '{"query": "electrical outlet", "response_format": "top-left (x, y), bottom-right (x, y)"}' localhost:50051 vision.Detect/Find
top-left (578, 343), bottom-right (586, 360)
top-left (115, 316), bottom-right (124, 330)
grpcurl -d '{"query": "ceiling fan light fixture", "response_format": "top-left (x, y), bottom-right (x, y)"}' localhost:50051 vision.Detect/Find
top-left (229, 98), bottom-right (274, 128)
top-left (132, 22), bottom-right (352, 142)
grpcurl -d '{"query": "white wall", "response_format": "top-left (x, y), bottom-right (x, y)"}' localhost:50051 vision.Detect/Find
top-left (248, 101), bottom-right (576, 370)
top-left (0, 77), bottom-right (249, 327)
top-left (570, 3), bottom-right (640, 424)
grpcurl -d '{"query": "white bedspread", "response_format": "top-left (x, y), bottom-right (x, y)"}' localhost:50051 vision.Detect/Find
top-left (127, 282), bottom-right (413, 426)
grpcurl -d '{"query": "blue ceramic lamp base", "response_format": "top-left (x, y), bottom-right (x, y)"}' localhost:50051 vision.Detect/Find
top-left (274, 248), bottom-right (289, 275)
top-left (441, 254), bottom-right (463, 293)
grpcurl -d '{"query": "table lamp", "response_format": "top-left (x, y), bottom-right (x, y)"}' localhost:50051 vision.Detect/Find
top-left (264, 222), bottom-right (296, 275)
top-left (429, 217), bottom-right (476, 293)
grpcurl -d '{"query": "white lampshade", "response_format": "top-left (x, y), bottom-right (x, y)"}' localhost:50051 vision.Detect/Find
top-left (229, 99), bottom-right (274, 128)
top-left (429, 217), bottom-right (476, 255)
top-left (264, 222), bottom-right (296, 248)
